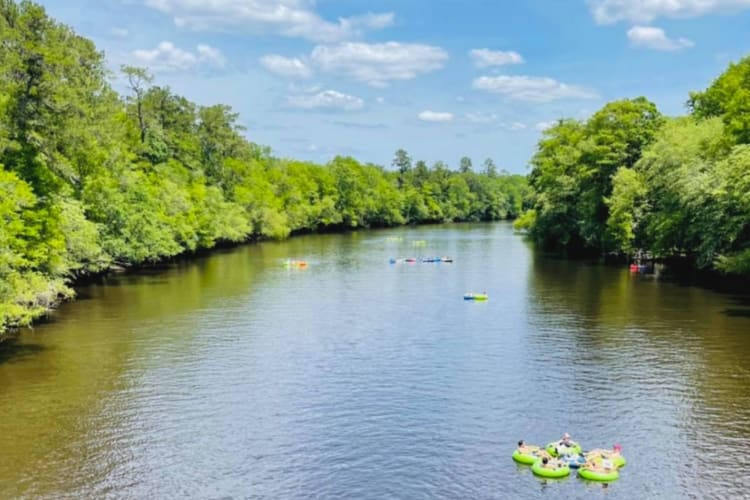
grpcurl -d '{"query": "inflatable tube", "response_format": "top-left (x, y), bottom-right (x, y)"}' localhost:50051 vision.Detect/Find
top-left (578, 466), bottom-right (619, 482)
top-left (585, 451), bottom-right (626, 468)
top-left (557, 453), bottom-right (586, 469)
top-left (464, 293), bottom-right (489, 301)
top-left (546, 442), bottom-right (582, 457)
top-left (512, 446), bottom-right (544, 465)
top-left (531, 459), bottom-right (570, 478)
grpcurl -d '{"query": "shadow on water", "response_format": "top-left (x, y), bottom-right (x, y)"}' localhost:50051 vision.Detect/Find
top-left (723, 308), bottom-right (750, 318)
top-left (0, 340), bottom-right (47, 365)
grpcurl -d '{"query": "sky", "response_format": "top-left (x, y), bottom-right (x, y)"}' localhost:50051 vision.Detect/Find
top-left (37, 0), bottom-right (750, 173)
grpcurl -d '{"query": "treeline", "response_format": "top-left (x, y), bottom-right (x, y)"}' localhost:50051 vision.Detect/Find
top-left (516, 57), bottom-right (750, 276)
top-left (0, 1), bottom-right (528, 336)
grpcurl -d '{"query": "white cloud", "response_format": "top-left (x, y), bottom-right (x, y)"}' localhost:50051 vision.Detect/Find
top-left (469, 49), bottom-right (524, 68)
top-left (627, 26), bottom-right (694, 50)
top-left (589, 0), bottom-right (750, 24)
top-left (286, 90), bottom-right (364, 111)
top-left (418, 110), bottom-right (454, 122)
top-left (417, 109), bottom-right (453, 123)
top-left (465, 111), bottom-right (499, 123)
top-left (197, 44), bottom-right (227, 67)
top-left (472, 75), bottom-right (598, 102)
top-left (260, 55), bottom-right (312, 78)
top-left (536, 121), bottom-right (557, 131)
top-left (310, 42), bottom-right (448, 86)
top-left (142, 0), bottom-right (393, 42)
top-left (133, 41), bottom-right (226, 71)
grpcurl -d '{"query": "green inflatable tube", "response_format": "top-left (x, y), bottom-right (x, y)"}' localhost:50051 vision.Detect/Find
top-left (578, 466), bottom-right (619, 482)
top-left (531, 459), bottom-right (570, 479)
top-left (585, 452), bottom-right (626, 468)
top-left (546, 442), bottom-right (582, 457)
top-left (512, 447), bottom-right (543, 465)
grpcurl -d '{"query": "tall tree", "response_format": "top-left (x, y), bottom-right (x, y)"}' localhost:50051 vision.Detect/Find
top-left (122, 65), bottom-right (153, 145)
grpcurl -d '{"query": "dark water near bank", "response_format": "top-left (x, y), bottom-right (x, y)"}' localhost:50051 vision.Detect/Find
top-left (1, 223), bottom-right (749, 499)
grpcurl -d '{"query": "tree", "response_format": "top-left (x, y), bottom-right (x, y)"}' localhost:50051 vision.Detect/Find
top-left (392, 148), bottom-right (411, 187)
top-left (689, 55), bottom-right (750, 145)
top-left (459, 156), bottom-right (473, 173)
top-left (121, 65), bottom-right (153, 144)
top-left (482, 158), bottom-right (497, 177)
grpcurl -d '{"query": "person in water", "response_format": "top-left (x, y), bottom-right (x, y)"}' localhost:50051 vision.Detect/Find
top-left (584, 456), bottom-right (615, 472)
top-left (517, 440), bottom-right (541, 455)
top-left (559, 432), bottom-right (574, 447)
top-left (586, 444), bottom-right (622, 461)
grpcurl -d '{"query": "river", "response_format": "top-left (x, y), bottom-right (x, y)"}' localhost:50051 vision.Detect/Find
top-left (1, 222), bottom-right (748, 499)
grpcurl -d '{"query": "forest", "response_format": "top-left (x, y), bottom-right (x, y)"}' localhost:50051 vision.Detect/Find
top-left (515, 57), bottom-right (750, 277)
top-left (0, 1), bottom-right (528, 337)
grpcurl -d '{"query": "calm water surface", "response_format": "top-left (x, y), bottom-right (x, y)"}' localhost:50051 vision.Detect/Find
top-left (1, 223), bottom-right (749, 499)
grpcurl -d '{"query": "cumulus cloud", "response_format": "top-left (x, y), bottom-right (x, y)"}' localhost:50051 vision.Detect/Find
top-left (311, 42), bottom-right (448, 86)
top-left (589, 0), bottom-right (750, 24)
top-left (133, 41), bottom-right (226, 71)
top-left (472, 75), bottom-right (598, 102)
top-left (627, 26), bottom-right (694, 50)
top-left (469, 49), bottom-right (524, 68)
top-left (260, 55), bottom-right (312, 78)
top-left (286, 89), bottom-right (364, 111)
top-left (197, 44), bottom-right (227, 67)
top-left (142, 0), bottom-right (394, 42)
top-left (418, 110), bottom-right (454, 122)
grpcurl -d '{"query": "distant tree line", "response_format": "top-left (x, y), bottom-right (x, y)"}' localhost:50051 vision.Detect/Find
top-left (515, 56), bottom-right (750, 277)
top-left (0, 1), bottom-right (528, 336)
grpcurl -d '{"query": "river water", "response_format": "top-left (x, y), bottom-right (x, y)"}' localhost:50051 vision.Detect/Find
top-left (1, 222), bottom-right (748, 499)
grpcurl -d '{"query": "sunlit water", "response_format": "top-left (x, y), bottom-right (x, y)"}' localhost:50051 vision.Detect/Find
top-left (1, 223), bottom-right (749, 499)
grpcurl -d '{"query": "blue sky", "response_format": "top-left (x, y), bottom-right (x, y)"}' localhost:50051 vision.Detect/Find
top-left (38, 0), bottom-right (750, 173)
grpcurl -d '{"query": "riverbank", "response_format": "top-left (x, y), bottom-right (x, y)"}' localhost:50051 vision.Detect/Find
top-left (2, 217), bottom-right (524, 341)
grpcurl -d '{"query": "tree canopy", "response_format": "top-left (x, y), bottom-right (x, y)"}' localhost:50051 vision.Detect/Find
top-left (0, 1), bottom-right (528, 337)
top-left (518, 56), bottom-right (750, 277)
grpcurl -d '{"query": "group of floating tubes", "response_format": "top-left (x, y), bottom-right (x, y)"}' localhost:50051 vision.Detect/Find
top-left (513, 439), bottom-right (626, 482)
top-left (389, 257), bottom-right (453, 264)
top-left (283, 259), bottom-right (308, 268)
top-left (463, 293), bottom-right (488, 301)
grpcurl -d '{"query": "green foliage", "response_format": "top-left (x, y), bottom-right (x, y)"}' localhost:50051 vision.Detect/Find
top-left (689, 55), bottom-right (750, 145)
top-left (605, 167), bottom-right (646, 254)
top-left (521, 53), bottom-right (750, 277)
top-left (0, 0), bottom-right (528, 337)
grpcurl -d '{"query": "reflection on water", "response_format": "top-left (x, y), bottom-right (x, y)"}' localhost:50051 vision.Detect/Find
top-left (0, 223), bottom-right (748, 499)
